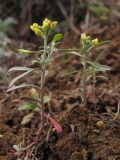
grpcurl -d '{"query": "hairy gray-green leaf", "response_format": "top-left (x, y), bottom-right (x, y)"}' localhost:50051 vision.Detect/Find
top-left (61, 70), bottom-right (80, 77)
top-left (88, 40), bottom-right (111, 52)
top-left (7, 84), bottom-right (38, 92)
top-left (87, 61), bottom-right (111, 72)
top-left (9, 70), bottom-right (33, 88)
top-left (8, 66), bottom-right (32, 72)
top-left (17, 49), bottom-right (36, 54)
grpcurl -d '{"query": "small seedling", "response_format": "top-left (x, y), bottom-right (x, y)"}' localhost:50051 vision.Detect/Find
top-left (80, 33), bottom-right (111, 104)
top-left (7, 18), bottom-right (62, 138)
top-left (19, 95), bottom-right (51, 125)
top-left (61, 33), bottom-right (111, 106)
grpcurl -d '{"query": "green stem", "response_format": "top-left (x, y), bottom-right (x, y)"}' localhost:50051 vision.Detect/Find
top-left (83, 53), bottom-right (87, 106)
top-left (38, 37), bottom-right (47, 135)
top-left (92, 71), bottom-right (96, 94)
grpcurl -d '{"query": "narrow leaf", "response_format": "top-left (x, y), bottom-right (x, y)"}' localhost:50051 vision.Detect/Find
top-left (67, 51), bottom-right (82, 57)
top-left (7, 84), bottom-right (38, 92)
top-left (88, 40), bottom-right (111, 52)
top-left (8, 66), bottom-right (32, 72)
top-left (9, 70), bottom-right (33, 88)
top-left (61, 70), bottom-right (80, 77)
top-left (59, 50), bottom-right (82, 57)
top-left (87, 61), bottom-right (111, 72)
top-left (17, 49), bottom-right (35, 54)
top-left (59, 48), bottom-right (81, 52)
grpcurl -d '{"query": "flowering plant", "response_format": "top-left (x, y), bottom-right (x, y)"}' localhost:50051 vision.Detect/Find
top-left (61, 33), bottom-right (111, 105)
top-left (7, 18), bottom-right (62, 136)
top-left (80, 33), bottom-right (111, 104)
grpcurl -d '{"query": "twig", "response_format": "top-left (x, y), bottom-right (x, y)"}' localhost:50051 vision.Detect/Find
top-left (114, 101), bottom-right (120, 120)
top-left (99, 89), bottom-right (106, 98)
top-left (84, 0), bottom-right (90, 29)
top-left (109, 83), bottom-right (120, 94)
top-left (83, 53), bottom-right (87, 106)
top-left (20, 142), bottom-right (35, 152)
top-left (46, 125), bottom-right (52, 142)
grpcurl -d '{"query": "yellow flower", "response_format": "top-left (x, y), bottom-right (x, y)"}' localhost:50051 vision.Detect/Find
top-left (34, 28), bottom-right (43, 36)
top-left (81, 33), bottom-right (88, 41)
top-left (43, 18), bottom-right (51, 31)
top-left (50, 21), bottom-right (58, 30)
top-left (30, 23), bottom-right (39, 31)
top-left (43, 18), bottom-right (51, 24)
top-left (91, 38), bottom-right (98, 45)
top-left (33, 23), bottom-right (39, 28)
top-left (30, 23), bottom-right (43, 37)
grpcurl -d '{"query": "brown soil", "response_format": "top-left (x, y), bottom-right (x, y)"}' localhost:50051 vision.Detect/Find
top-left (0, 22), bottom-right (120, 160)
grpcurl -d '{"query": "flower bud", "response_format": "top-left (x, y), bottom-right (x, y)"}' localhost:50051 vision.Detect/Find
top-left (43, 18), bottom-right (51, 31)
top-left (30, 23), bottom-right (39, 31)
top-left (81, 33), bottom-right (88, 41)
top-left (50, 21), bottom-right (58, 30)
top-left (34, 28), bottom-right (43, 37)
top-left (91, 38), bottom-right (98, 45)
top-left (33, 23), bottom-right (39, 28)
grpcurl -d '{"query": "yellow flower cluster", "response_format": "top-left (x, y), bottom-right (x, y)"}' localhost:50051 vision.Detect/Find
top-left (30, 18), bottom-right (58, 38)
top-left (81, 33), bottom-right (98, 46)
top-left (42, 18), bottom-right (58, 31)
